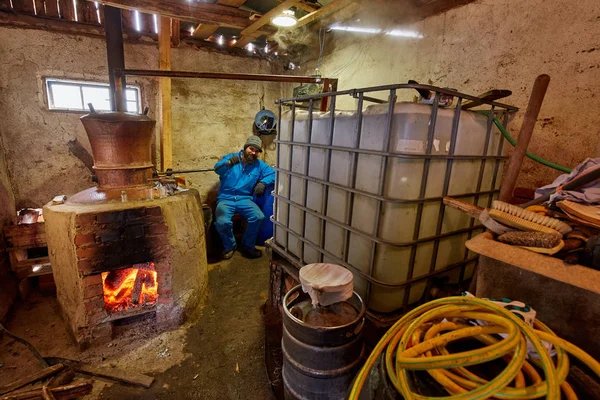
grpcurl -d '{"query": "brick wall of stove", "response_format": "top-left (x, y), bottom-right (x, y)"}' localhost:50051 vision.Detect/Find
top-left (73, 206), bottom-right (174, 344)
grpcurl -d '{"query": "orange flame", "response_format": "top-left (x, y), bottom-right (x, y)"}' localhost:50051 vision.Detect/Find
top-left (101, 263), bottom-right (158, 313)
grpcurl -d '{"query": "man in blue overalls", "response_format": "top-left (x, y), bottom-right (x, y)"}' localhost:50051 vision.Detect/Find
top-left (214, 136), bottom-right (275, 260)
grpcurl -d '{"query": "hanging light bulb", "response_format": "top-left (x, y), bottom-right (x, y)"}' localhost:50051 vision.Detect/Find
top-left (271, 9), bottom-right (297, 27)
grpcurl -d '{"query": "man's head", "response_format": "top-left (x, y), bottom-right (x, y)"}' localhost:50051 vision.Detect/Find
top-left (243, 135), bottom-right (263, 162)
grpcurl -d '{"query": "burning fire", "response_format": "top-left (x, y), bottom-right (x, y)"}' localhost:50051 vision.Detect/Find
top-left (101, 263), bottom-right (158, 313)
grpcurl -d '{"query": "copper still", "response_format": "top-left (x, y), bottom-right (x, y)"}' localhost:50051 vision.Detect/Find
top-left (67, 112), bottom-right (156, 204)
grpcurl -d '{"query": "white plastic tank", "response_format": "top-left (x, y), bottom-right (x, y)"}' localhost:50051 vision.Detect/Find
top-left (275, 103), bottom-right (505, 313)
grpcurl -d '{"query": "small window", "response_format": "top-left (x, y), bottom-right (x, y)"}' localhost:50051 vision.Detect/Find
top-left (45, 78), bottom-right (141, 113)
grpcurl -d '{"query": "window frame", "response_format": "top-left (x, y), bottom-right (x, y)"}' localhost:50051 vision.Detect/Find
top-left (44, 77), bottom-right (142, 114)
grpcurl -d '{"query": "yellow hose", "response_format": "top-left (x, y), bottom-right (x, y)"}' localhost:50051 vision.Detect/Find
top-left (348, 296), bottom-right (600, 400)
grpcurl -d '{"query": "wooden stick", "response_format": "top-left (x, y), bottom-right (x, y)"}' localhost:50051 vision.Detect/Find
top-left (46, 367), bottom-right (75, 388)
top-left (442, 196), bottom-right (483, 219)
top-left (0, 381), bottom-right (93, 400)
top-left (0, 365), bottom-right (64, 395)
top-left (0, 323), bottom-right (49, 367)
top-left (41, 386), bottom-right (55, 400)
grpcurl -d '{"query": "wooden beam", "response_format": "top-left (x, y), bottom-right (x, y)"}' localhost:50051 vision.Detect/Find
top-left (45, 0), bottom-right (60, 17)
top-left (87, 0), bottom-right (254, 29)
top-left (34, 0), bottom-right (45, 16)
top-left (58, 0), bottom-right (75, 20)
top-left (234, 34), bottom-right (257, 49)
top-left (171, 17), bottom-right (180, 47)
top-left (295, 0), bottom-right (320, 13)
top-left (158, 16), bottom-right (173, 171)
top-left (192, 23), bottom-right (219, 40)
top-left (235, 0), bottom-right (297, 47)
top-left (0, 365), bottom-right (65, 395)
top-left (216, 0), bottom-right (246, 6)
top-left (295, 0), bottom-right (351, 28)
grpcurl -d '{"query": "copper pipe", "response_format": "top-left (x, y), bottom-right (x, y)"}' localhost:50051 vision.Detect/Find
top-left (116, 68), bottom-right (335, 85)
top-left (499, 74), bottom-right (550, 202)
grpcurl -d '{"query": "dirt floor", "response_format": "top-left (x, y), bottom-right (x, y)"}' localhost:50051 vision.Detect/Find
top-left (0, 250), bottom-right (273, 399)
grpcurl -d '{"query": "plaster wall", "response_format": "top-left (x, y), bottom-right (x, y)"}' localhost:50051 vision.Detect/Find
top-left (0, 27), bottom-right (284, 208)
top-left (315, 0), bottom-right (600, 189)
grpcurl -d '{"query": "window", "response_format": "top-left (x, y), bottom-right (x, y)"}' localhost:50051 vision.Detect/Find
top-left (45, 78), bottom-right (141, 113)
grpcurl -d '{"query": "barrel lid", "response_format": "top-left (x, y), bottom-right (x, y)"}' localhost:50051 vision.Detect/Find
top-left (80, 111), bottom-right (154, 123)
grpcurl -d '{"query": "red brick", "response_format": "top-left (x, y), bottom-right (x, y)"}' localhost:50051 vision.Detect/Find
top-left (75, 234), bottom-right (95, 246)
top-left (84, 297), bottom-right (105, 313)
top-left (84, 284), bottom-right (104, 299)
top-left (82, 274), bottom-right (103, 287)
top-left (76, 214), bottom-right (96, 227)
top-left (145, 206), bottom-right (163, 216)
top-left (76, 246), bottom-right (101, 260)
top-left (145, 224), bottom-right (168, 235)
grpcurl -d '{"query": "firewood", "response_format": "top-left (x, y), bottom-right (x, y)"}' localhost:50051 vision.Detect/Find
top-left (46, 367), bottom-right (75, 388)
top-left (0, 381), bottom-right (93, 400)
top-left (0, 365), bottom-right (64, 395)
top-left (103, 269), bottom-right (132, 291)
top-left (41, 386), bottom-right (55, 400)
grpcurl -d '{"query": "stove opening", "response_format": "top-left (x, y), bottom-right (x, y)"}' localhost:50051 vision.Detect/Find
top-left (102, 262), bottom-right (158, 313)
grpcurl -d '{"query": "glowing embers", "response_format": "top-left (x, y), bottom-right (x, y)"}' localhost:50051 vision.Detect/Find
top-left (102, 262), bottom-right (158, 313)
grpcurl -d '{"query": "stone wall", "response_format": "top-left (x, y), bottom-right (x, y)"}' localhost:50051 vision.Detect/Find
top-left (314, 0), bottom-right (600, 189)
top-left (0, 26), bottom-right (285, 209)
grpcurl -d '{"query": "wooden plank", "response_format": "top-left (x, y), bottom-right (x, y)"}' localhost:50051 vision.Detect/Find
top-left (295, 0), bottom-right (352, 28)
top-left (86, 0), bottom-right (257, 30)
top-left (34, 0), bottom-right (45, 15)
top-left (4, 223), bottom-right (46, 249)
top-left (74, 0), bottom-right (85, 21)
top-left (139, 11), bottom-right (154, 34)
top-left (295, 0), bottom-right (320, 12)
top-left (45, 0), bottom-right (60, 17)
top-left (44, 358), bottom-right (154, 388)
top-left (58, 0), bottom-right (76, 21)
top-left (234, 34), bottom-right (257, 49)
top-left (121, 8), bottom-right (137, 33)
top-left (80, 0), bottom-right (97, 23)
top-left (21, 0), bottom-right (35, 14)
top-left (0, 365), bottom-right (64, 395)
top-left (192, 23), bottom-right (219, 40)
top-left (216, 0), bottom-right (246, 6)
top-left (2, 381), bottom-right (93, 400)
top-left (235, 0), bottom-right (297, 47)
top-left (159, 16), bottom-right (173, 171)
top-left (171, 17), bottom-right (180, 47)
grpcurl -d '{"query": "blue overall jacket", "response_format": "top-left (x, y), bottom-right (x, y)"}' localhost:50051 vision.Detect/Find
top-left (214, 151), bottom-right (276, 201)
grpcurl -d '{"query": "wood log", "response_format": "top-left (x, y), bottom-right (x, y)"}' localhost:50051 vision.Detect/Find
top-left (47, 367), bottom-right (75, 388)
top-left (44, 0), bottom-right (59, 17)
top-left (442, 196), bottom-right (483, 219)
top-left (0, 381), bottom-right (93, 400)
top-left (131, 270), bottom-right (144, 304)
top-left (41, 387), bottom-right (55, 400)
top-left (0, 365), bottom-right (64, 396)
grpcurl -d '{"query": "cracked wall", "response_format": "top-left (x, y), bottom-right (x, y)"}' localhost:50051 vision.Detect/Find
top-left (0, 27), bottom-right (284, 208)
top-left (315, 0), bottom-right (600, 189)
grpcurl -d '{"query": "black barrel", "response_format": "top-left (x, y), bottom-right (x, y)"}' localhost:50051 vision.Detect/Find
top-left (282, 285), bottom-right (366, 400)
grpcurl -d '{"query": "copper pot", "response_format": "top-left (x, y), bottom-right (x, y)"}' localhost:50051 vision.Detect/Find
top-left (80, 112), bottom-right (156, 189)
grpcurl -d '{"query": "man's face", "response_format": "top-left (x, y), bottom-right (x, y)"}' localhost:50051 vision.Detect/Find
top-left (243, 145), bottom-right (260, 162)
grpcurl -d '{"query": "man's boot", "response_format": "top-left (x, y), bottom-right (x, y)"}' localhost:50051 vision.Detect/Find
top-left (240, 246), bottom-right (262, 259)
top-left (222, 246), bottom-right (236, 260)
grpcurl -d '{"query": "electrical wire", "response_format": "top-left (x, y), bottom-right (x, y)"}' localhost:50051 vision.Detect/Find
top-left (348, 296), bottom-right (600, 400)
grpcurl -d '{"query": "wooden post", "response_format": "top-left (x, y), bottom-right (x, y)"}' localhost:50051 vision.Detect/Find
top-left (498, 74), bottom-right (550, 202)
top-left (159, 16), bottom-right (173, 170)
top-left (104, 6), bottom-right (126, 112)
top-left (171, 18), bottom-right (180, 47)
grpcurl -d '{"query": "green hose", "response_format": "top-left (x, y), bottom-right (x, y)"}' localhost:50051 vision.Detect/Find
top-left (476, 111), bottom-right (572, 174)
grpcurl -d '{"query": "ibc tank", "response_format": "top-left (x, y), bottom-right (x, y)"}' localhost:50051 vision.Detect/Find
top-left (274, 100), bottom-right (510, 313)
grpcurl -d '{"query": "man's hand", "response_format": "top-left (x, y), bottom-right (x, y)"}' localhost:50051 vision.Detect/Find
top-left (227, 156), bottom-right (241, 167)
top-left (253, 182), bottom-right (266, 197)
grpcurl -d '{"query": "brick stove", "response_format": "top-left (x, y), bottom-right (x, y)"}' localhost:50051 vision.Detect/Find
top-left (44, 112), bottom-right (208, 347)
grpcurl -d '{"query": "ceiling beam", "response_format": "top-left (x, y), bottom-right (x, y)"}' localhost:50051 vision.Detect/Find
top-left (192, 23), bottom-right (219, 40)
top-left (235, 0), bottom-right (298, 47)
top-left (295, 1), bottom-right (320, 13)
top-left (87, 0), bottom-right (253, 29)
top-left (295, 0), bottom-right (352, 28)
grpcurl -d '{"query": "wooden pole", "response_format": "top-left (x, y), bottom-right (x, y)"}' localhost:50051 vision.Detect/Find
top-left (498, 74), bottom-right (550, 202)
top-left (159, 16), bottom-right (173, 170)
top-left (104, 6), bottom-right (127, 111)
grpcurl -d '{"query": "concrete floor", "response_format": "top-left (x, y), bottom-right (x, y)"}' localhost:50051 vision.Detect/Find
top-left (0, 251), bottom-right (273, 400)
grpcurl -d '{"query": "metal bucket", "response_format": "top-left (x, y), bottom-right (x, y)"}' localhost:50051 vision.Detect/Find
top-left (282, 285), bottom-right (365, 400)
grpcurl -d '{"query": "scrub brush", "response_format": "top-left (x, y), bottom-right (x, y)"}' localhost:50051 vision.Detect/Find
top-left (497, 231), bottom-right (564, 255)
top-left (488, 209), bottom-right (561, 235)
top-left (491, 200), bottom-right (572, 234)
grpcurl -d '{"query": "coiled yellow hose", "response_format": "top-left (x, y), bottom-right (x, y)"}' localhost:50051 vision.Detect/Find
top-left (348, 296), bottom-right (600, 400)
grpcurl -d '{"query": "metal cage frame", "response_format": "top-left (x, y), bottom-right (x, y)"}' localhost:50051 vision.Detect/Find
top-left (270, 82), bottom-right (519, 312)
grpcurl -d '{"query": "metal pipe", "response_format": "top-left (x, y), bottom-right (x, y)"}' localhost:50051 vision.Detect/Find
top-left (117, 68), bottom-right (335, 85)
top-left (498, 74), bottom-right (550, 202)
top-left (104, 6), bottom-right (126, 112)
